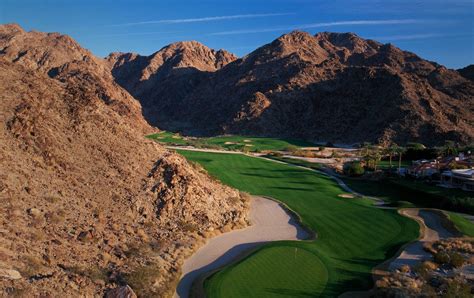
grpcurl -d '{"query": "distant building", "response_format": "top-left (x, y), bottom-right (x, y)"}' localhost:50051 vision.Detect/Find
top-left (406, 153), bottom-right (474, 179)
top-left (440, 169), bottom-right (474, 191)
top-left (406, 160), bottom-right (439, 178)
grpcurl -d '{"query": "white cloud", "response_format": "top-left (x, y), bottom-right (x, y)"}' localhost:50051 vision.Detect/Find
top-left (374, 33), bottom-right (443, 41)
top-left (209, 19), bottom-right (426, 36)
top-left (110, 13), bottom-right (294, 27)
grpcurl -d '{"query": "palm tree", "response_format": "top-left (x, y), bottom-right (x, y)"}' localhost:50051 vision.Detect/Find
top-left (372, 148), bottom-right (382, 171)
top-left (362, 142), bottom-right (371, 156)
top-left (442, 140), bottom-right (457, 157)
top-left (394, 145), bottom-right (406, 176)
top-left (385, 144), bottom-right (399, 169)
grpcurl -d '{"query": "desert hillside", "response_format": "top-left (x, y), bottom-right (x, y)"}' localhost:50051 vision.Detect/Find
top-left (110, 31), bottom-right (474, 146)
top-left (0, 24), bottom-right (248, 297)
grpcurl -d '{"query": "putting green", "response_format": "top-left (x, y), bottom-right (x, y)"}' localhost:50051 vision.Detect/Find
top-left (177, 150), bottom-right (419, 297)
top-left (205, 245), bottom-right (328, 298)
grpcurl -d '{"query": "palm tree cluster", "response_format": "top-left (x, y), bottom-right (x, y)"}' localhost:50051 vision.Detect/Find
top-left (360, 142), bottom-right (406, 174)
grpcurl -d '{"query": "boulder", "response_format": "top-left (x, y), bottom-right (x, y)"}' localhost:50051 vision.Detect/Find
top-left (0, 268), bottom-right (22, 280)
top-left (105, 285), bottom-right (137, 298)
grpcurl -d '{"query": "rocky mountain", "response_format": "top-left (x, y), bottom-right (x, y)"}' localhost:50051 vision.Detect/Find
top-left (107, 42), bottom-right (237, 127)
top-left (458, 64), bottom-right (474, 81)
top-left (109, 31), bottom-right (474, 146)
top-left (0, 24), bottom-right (248, 297)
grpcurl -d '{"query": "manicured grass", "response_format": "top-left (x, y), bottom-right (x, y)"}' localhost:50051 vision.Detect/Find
top-left (177, 150), bottom-right (419, 297)
top-left (448, 212), bottom-right (474, 237)
top-left (147, 131), bottom-right (315, 152)
top-left (146, 131), bottom-right (188, 145)
top-left (203, 136), bottom-right (314, 151)
top-left (264, 155), bottom-right (322, 170)
top-left (206, 245), bottom-right (328, 297)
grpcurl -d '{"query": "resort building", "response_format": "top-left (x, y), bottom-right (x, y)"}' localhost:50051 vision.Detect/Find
top-left (440, 169), bottom-right (474, 191)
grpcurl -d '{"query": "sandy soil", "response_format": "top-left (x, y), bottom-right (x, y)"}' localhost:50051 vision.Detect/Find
top-left (389, 209), bottom-right (455, 270)
top-left (174, 196), bottom-right (309, 298)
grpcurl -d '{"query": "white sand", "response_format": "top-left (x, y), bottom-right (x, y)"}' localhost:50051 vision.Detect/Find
top-left (174, 196), bottom-right (309, 298)
top-left (389, 209), bottom-right (454, 270)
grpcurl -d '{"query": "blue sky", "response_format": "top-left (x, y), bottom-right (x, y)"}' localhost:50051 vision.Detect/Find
top-left (1, 0), bottom-right (473, 68)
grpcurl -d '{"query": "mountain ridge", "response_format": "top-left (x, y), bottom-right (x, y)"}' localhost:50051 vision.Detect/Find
top-left (109, 30), bottom-right (474, 146)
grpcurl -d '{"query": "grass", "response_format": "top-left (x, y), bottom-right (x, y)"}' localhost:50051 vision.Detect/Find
top-left (447, 212), bottom-right (474, 237)
top-left (177, 150), bottom-right (419, 297)
top-left (342, 177), bottom-right (474, 214)
top-left (146, 131), bottom-right (188, 145)
top-left (264, 155), bottom-right (322, 170)
top-left (377, 160), bottom-right (411, 169)
top-left (206, 246), bottom-right (328, 297)
top-left (147, 131), bottom-right (315, 152)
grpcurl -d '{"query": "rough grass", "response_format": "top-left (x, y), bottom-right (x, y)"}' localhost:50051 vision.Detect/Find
top-left (342, 178), bottom-right (474, 214)
top-left (177, 150), bottom-right (419, 297)
top-left (147, 132), bottom-right (314, 152)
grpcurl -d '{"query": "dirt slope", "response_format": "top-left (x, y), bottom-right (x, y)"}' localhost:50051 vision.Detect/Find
top-left (0, 24), bottom-right (248, 297)
top-left (110, 31), bottom-right (474, 145)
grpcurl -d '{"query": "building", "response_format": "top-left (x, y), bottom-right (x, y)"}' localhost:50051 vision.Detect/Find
top-left (440, 169), bottom-right (474, 191)
top-left (406, 160), bottom-right (440, 178)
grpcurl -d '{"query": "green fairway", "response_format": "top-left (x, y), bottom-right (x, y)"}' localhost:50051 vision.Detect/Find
top-left (177, 150), bottom-right (419, 297)
top-left (448, 212), bottom-right (474, 237)
top-left (146, 131), bottom-right (188, 145)
top-left (147, 131), bottom-right (315, 152)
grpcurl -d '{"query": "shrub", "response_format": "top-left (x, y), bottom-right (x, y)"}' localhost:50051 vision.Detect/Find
top-left (179, 220), bottom-right (198, 233)
top-left (449, 253), bottom-right (465, 268)
top-left (343, 162), bottom-right (365, 177)
top-left (444, 278), bottom-right (472, 298)
top-left (434, 251), bottom-right (450, 264)
top-left (268, 151), bottom-right (283, 157)
top-left (20, 256), bottom-right (44, 278)
top-left (123, 263), bottom-right (161, 297)
top-left (285, 145), bottom-right (298, 153)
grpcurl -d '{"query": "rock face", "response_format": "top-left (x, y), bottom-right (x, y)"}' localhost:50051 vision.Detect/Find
top-left (106, 42), bottom-right (237, 129)
top-left (110, 31), bottom-right (474, 145)
top-left (105, 285), bottom-right (137, 298)
top-left (0, 24), bottom-right (248, 297)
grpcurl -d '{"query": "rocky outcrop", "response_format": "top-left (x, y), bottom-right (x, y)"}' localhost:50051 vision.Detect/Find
top-left (0, 24), bottom-right (248, 297)
top-left (110, 31), bottom-right (474, 146)
top-left (105, 285), bottom-right (137, 298)
top-left (0, 269), bottom-right (22, 280)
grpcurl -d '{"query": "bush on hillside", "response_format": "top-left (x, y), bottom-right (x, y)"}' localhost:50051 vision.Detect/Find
top-left (343, 162), bottom-right (365, 177)
top-left (285, 145), bottom-right (298, 153)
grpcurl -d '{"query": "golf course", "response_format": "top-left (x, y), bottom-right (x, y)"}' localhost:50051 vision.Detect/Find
top-left (176, 150), bottom-right (419, 297)
top-left (147, 131), bottom-right (315, 152)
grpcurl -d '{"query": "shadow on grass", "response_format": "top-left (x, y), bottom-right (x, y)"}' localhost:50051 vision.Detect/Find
top-left (264, 288), bottom-right (318, 297)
